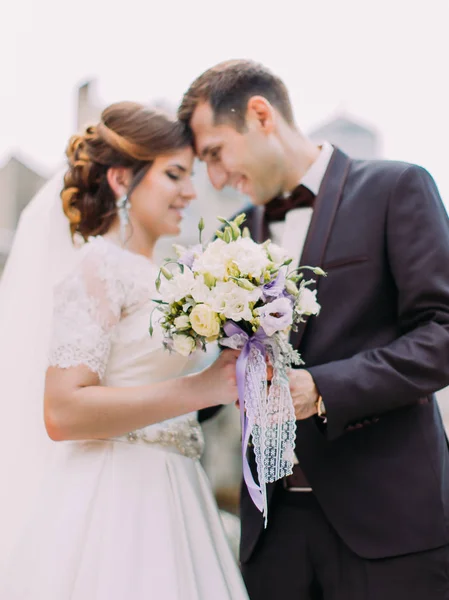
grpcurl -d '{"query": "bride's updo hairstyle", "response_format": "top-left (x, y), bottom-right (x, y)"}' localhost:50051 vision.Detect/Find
top-left (61, 101), bottom-right (192, 240)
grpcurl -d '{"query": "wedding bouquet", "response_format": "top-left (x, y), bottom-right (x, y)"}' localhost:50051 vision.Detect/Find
top-left (151, 214), bottom-right (324, 524)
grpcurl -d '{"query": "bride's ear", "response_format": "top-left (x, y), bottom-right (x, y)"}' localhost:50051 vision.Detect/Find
top-left (106, 167), bottom-right (132, 199)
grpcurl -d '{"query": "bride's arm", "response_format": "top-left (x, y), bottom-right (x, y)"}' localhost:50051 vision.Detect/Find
top-left (44, 349), bottom-right (238, 442)
top-left (44, 244), bottom-right (238, 442)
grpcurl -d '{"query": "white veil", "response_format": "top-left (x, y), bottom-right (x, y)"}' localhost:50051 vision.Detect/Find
top-left (0, 170), bottom-right (77, 568)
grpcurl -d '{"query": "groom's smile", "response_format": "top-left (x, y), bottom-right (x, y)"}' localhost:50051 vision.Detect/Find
top-left (189, 101), bottom-right (285, 206)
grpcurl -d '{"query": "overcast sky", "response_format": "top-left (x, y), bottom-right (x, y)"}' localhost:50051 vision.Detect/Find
top-left (1, 0), bottom-right (448, 204)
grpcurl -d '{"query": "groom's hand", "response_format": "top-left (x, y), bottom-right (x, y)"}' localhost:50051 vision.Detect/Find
top-left (289, 369), bottom-right (319, 420)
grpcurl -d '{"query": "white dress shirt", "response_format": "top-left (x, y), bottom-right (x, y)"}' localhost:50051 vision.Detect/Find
top-left (269, 141), bottom-right (334, 266)
top-left (270, 141), bottom-right (334, 475)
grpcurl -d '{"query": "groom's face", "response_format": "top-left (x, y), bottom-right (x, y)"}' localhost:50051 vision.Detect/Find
top-left (190, 101), bottom-right (284, 205)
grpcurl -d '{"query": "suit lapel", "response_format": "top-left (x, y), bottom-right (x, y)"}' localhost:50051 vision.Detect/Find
top-left (243, 149), bottom-right (351, 516)
top-left (289, 148), bottom-right (352, 349)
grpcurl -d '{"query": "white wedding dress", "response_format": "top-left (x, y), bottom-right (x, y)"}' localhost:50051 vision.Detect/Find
top-left (0, 236), bottom-right (248, 600)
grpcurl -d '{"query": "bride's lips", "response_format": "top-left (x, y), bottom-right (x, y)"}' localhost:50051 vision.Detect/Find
top-left (168, 205), bottom-right (186, 220)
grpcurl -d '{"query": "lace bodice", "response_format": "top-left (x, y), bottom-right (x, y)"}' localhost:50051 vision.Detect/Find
top-left (48, 237), bottom-right (215, 452)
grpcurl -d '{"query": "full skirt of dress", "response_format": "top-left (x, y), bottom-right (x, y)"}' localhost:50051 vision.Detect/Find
top-left (0, 439), bottom-right (249, 600)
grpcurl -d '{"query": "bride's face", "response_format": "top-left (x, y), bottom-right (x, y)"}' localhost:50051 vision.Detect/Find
top-left (130, 147), bottom-right (196, 239)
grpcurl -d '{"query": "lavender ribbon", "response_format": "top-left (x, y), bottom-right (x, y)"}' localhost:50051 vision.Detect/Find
top-left (222, 322), bottom-right (271, 523)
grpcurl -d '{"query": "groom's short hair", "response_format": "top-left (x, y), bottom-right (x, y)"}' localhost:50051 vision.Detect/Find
top-left (178, 60), bottom-right (294, 131)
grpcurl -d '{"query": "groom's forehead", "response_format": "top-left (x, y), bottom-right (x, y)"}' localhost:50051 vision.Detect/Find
top-left (191, 106), bottom-right (223, 156)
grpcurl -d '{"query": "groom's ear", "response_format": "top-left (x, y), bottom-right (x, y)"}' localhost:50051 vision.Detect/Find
top-left (246, 96), bottom-right (276, 134)
top-left (106, 167), bottom-right (132, 198)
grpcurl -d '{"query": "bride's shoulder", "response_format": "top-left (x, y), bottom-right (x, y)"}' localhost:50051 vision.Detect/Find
top-left (75, 236), bottom-right (131, 272)
top-left (71, 236), bottom-right (157, 288)
top-left (53, 236), bottom-right (123, 291)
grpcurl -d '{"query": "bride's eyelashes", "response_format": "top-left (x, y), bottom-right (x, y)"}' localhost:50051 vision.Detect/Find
top-left (166, 171), bottom-right (180, 181)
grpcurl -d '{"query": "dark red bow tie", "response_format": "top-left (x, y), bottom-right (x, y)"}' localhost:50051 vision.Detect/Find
top-left (264, 184), bottom-right (315, 224)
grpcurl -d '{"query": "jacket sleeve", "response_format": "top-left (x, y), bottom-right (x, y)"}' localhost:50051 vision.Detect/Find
top-left (308, 165), bottom-right (449, 440)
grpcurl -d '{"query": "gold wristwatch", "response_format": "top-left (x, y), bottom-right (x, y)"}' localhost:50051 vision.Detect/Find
top-left (316, 395), bottom-right (327, 419)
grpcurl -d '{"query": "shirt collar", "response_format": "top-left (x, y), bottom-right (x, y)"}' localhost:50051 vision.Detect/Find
top-left (299, 141), bottom-right (334, 196)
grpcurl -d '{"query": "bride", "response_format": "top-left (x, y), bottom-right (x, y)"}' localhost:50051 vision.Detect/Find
top-left (0, 101), bottom-right (248, 599)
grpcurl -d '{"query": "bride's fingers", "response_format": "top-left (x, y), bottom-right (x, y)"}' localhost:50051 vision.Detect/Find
top-left (266, 364), bottom-right (273, 381)
top-left (221, 349), bottom-right (241, 361)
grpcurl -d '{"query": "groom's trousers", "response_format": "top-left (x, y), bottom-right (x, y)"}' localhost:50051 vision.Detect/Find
top-left (241, 486), bottom-right (449, 600)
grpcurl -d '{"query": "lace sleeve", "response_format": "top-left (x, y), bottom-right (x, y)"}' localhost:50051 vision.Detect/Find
top-left (48, 242), bottom-right (125, 378)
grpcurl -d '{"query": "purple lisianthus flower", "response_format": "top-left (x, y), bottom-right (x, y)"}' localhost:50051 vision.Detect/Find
top-left (261, 269), bottom-right (286, 301)
top-left (255, 297), bottom-right (293, 337)
top-left (177, 244), bottom-right (203, 269)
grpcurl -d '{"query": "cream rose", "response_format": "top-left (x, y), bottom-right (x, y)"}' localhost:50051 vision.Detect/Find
top-left (172, 334), bottom-right (196, 356)
top-left (174, 315), bottom-right (191, 330)
top-left (189, 304), bottom-right (221, 337)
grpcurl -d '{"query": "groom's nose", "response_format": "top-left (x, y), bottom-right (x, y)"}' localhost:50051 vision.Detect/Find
top-left (207, 164), bottom-right (228, 191)
top-left (182, 179), bottom-right (196, 201)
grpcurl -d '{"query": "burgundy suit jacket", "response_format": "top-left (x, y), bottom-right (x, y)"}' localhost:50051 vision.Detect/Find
top-left (236, 148), bottom-right (449, 562)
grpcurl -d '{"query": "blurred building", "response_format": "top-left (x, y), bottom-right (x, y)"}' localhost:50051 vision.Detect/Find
top-left (0, 156), bottom-right (47, 272)
top-left (310, 113), bottom-right (381, 159)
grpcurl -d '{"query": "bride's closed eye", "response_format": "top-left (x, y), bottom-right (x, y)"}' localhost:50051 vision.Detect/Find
top-left (166, 171), bottom-right (180, 181)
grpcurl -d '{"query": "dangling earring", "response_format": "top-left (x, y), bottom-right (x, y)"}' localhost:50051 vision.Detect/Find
top-left (116, 194), bottom-right (131, 245)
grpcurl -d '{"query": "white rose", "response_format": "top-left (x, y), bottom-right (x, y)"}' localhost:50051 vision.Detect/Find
top-left (189, 304), bottom-right (221, 337)
top-left (192, 239), bottom-right (229, 280)
top-left (296, 287), bottom-right (321, 316)
top-left (191, 276), bottom-right (214, 304)
top-left (267, 242), bottom-right (290, 266)
top-left (211, 280), bottom-right (261, 322)
top-left (174, 315), bottom-right (190, 330)
top-left (226, 237), bottom-right (270, 279)
top-left (192, 237), bottom-right (270, 281)
top-left (172, 334), bottom-right (196, 356)
top-left (159, 267), bottom-right (195, 303)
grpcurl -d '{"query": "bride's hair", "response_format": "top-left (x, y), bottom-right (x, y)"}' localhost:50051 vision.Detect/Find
top-left (61, 101), bottom-right (192, 240)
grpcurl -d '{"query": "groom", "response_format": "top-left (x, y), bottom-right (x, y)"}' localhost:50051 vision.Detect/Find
top-left (179, 60), bottom-right (449, 599)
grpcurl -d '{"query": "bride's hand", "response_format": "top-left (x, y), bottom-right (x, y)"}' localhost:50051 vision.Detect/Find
top-left (192, 349), bottom-right (240, 407)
